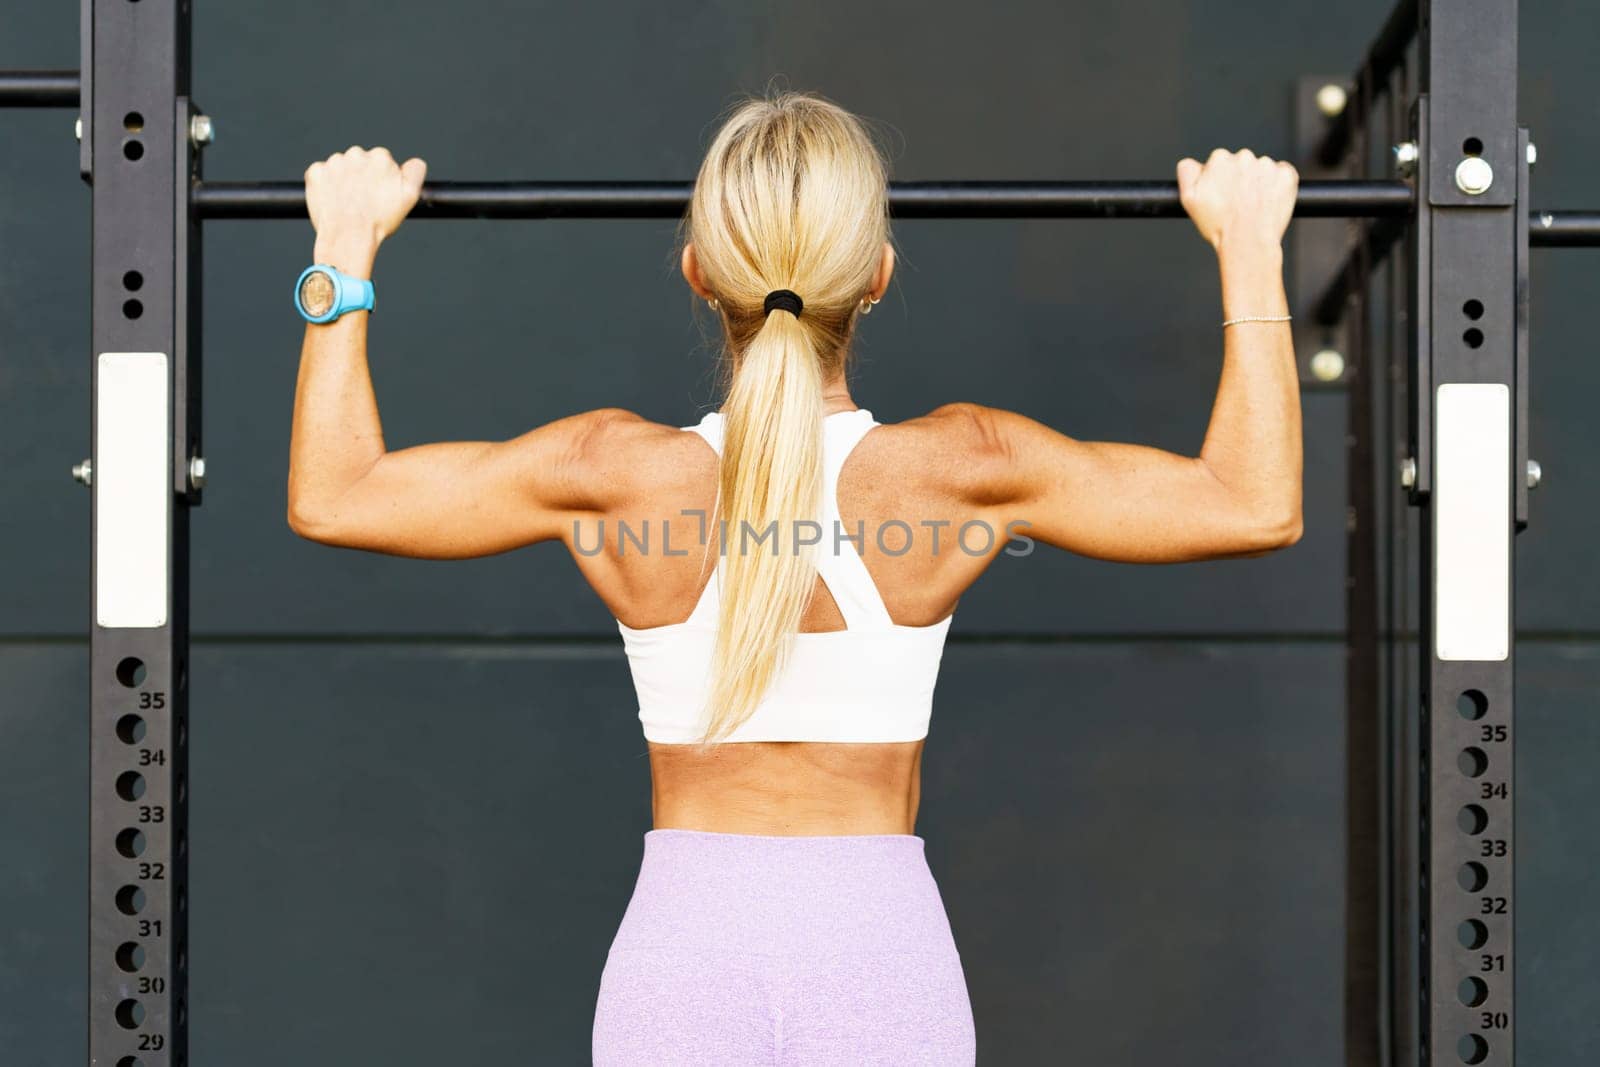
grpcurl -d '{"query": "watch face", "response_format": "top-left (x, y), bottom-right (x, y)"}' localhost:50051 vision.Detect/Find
top-left (298, 269), bottom-right (336, 318)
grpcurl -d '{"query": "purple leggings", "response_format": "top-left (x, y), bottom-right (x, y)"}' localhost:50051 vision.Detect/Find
top-left (592, 829), bottom-right (976, 1065)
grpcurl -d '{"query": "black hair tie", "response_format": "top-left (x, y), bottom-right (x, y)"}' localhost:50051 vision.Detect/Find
top-left (763, 289), bottom-right (804, 318)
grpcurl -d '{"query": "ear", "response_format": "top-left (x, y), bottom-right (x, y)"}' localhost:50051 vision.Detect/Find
top-left (681, 243), bottom-right (714, 300)
top-left (869, 242), bottom-right (896, 301)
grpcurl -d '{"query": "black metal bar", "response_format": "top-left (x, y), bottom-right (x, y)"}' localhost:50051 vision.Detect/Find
top-left (1314, 0), bottom-right (1421, 165)
top-left (192, 178), bottom-right (1416, 220)
top-left (1530, 211), bottom-right (1600, 246)
top-left (0, 70), bottom-right (80, 106)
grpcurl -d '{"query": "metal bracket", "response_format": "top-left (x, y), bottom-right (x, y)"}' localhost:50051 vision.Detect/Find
top-left (1291, 75), bottom-right (1356, 388)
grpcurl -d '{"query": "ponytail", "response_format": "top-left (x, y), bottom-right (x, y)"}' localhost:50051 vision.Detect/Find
top-left (697, 309), bottom-right (823, 748)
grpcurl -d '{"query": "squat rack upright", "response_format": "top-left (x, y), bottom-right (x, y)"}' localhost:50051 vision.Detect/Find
top-left (2, 1), bottom-right (1597, 1064)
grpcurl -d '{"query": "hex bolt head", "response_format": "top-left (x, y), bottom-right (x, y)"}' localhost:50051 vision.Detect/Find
top-left (1392, 141), bottom-right (1420, 176)
top-left (189, 114), bottom-right (215, 146)
top-left (1400, 457), bottom-right (1417, 489)
top-left (72, 458), bottom-right (92, 487)
top-left (188, 455), bottom-right (206, 491)
top-left (1526, 142), bottom-right (1538, 166)
top-left (1526, 459), bottom-right (1542, 489)
top-left (1455, 156), bottom-right (1494, 195)
top-left (1315, 83), bottom-right (1348, 118)
top-left (1310, 348), bottom-right (1346, 382)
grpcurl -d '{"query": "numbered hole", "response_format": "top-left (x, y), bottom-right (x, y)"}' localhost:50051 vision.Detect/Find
top-left (115, 657), bottom-right (147, 688)
top-left (116, 714), bottom-right (146, 745)
top-left (123, 139), bottom-right (144, 162)
top-left (1459, 747), bottom-right (1489, 778)
top-left (177, 717), bottom-right (187, 748)
top-left (123, 299), bottom-right (144, 320)
top-left (116, 1058), bottom-right (145, 1067)
top-left (1458, 862), bottom-right (1489, 892)
top-left (1458, 805), bottom-right (1489, 835)
top-left (115, 941), bottom-right (145, 973)
top-left (123, 270), bottom-right (144, 291)
top-left (177, 834), bottom-right (187, 860)
top-left (1457, 689), bottom-right (1488, 720)
top-left (1458, 976), bottom-right (1488, 1007)
top-left (115, 771), bottom-right (147, 802)
top-left (122, 112), bottom-right (144, 133)
top-left (114, 998), bottom-right (144, 1030)
top-left (1462, 299), bottom-right (1484, 320)
top-left (115, 884), bottom-right (145, 916)
top-left (1458, 1033), bottom-right (1489, 1064)
top-left (115, 828), bottom-right (146, 858)
top-left (1463, 137), bottom-right (1484, 156)
top-left (1457, 919), bottom-right (1489, 950)
top-left (1463, 328), bottom-right (1484, 349)
top-left (176, 773), bottom-right (186, 804)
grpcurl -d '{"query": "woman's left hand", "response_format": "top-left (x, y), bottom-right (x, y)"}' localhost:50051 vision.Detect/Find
top-left (304, 146), bottom-right (427, 275)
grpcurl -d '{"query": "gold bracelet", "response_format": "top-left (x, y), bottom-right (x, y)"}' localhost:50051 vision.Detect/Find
top-left (1221, 314), bottom-right (1293, 327)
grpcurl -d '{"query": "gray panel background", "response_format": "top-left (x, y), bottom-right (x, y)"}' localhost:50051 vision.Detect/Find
top-left (1, 0), bottom-right (1596, 1063)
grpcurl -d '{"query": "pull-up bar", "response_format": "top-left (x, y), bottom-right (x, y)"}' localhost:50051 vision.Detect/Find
top-left (193, 179), bottom-right (1414, 220)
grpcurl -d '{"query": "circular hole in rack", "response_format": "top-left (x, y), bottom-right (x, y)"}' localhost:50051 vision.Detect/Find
top-left (1457, 690), bottom-right (1488, 720)
top-left (1458, 747), bottom-right (1489, 778)
top-left (115, 828), bottom-right (146, 859)
top-left (115, 657), bottom-right (146, 688)
top-left (123, 299), bottom-right (143, 320)
top-left (123, 270), bottom-right (144, 291)
top-left (115, 884), bottom-right (145, 915)
top-left (1458, 1033), bottom-right (1488, 1064)
top-left (114, 998), bottom-right (144, 1030)
top-left (116, 714), bottom-right (146, 745)
top-left (1458, 976), bottom-right (1488, 1007)
top-left (122, 112), bottom-right (144, 132)
top-left (1457, 861), bottom-right (1489, 892)
top-left (1457, 804), bottom-right (1488, 835)
top-left (1462, 137), bottom-right (1484, 156)
top-left (115, 771), bottom-right (146, 802)
top-left (115, 941), bottom-right (145, 973)
top-left (116, 1058), bottom-right (144, 1067)
top-left (1462, 299), bottom-right (1484, 320)
top-left (1457, 919), bottom-right (1488, 950)
top-left (1463, 327), bottom-right (1484, 349)
top-left (123, 139), bottom-right (144, 161)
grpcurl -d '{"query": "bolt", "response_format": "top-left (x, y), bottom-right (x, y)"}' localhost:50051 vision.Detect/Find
top-left (1526, 459), bottom-right (1541, 489)
top-left (1455, 156), bottom-right (1494, 195)
top-left (72, 458), bottom-right (92, 487)
top-left (1526, 142), bottom-right (1538, 166)
top-left (1315, 83), bottom-right (1348, 119)
top-left (189, 114), bottom-right (214, 147)
top-left (1400, 457), bottom-right (1417, 489)
top-left (74, 116), bottom-right (82, 142)
top-left (188, 455), bottom-right (206, 491)
top-left (1392, 141), bottom-right (1420, 176)
top-left (1310, 348), bottom-right (1346, 382)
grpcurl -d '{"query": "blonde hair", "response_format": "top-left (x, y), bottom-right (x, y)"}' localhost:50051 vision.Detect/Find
top-left (682, 91), bottom-right (890, 748)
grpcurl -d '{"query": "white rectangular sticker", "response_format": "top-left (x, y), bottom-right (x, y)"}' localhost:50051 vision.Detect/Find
top-left (95, 352), bottom-right (170, 629)
top-left (1435, 383), bottom-right (1510, 661)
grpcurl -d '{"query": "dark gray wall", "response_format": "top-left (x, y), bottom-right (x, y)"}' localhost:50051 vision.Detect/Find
top-left (2, 1), bottom-right (1596, 1063)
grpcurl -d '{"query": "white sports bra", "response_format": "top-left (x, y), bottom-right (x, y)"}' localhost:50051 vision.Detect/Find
top-left (617, 408), bottom-right (954, 744)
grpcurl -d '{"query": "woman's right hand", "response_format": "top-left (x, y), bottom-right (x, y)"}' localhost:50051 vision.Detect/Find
top-left (1176, 148), bottom-right (1299, 251)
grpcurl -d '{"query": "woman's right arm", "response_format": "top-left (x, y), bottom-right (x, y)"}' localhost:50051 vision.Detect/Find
top-left (955, 148), bottom-right (1303, 563)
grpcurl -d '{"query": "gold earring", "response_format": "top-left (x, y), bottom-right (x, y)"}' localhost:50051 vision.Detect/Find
top-left (708, 297), bottom-right (721, 312)
top-left (859, 295), bottom-right (874, 316)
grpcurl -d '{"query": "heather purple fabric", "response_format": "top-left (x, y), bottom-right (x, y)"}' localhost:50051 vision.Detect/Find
top-left (592, 829), bottom-right (976, 1065)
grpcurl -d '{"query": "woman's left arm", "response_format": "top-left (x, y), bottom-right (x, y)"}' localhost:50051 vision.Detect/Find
top-left (286, 146), bottom-right (621, 559)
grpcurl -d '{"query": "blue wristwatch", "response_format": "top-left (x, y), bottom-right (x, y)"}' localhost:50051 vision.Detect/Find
top-left (293, 264), bottom-right (375, 323)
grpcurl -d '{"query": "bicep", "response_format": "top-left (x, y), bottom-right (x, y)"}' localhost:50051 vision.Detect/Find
top-left (290, 409), bottom-right (624, 559)
top-left (977, 407), bottom-right (1284, 563)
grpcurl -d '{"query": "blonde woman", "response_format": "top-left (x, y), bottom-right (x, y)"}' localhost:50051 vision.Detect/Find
top-left (288, 93), bottom-right (1302, 1064)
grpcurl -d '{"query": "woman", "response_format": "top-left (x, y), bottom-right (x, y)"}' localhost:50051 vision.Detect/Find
top-left (287, 92), bottom-right (1302, 1064)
